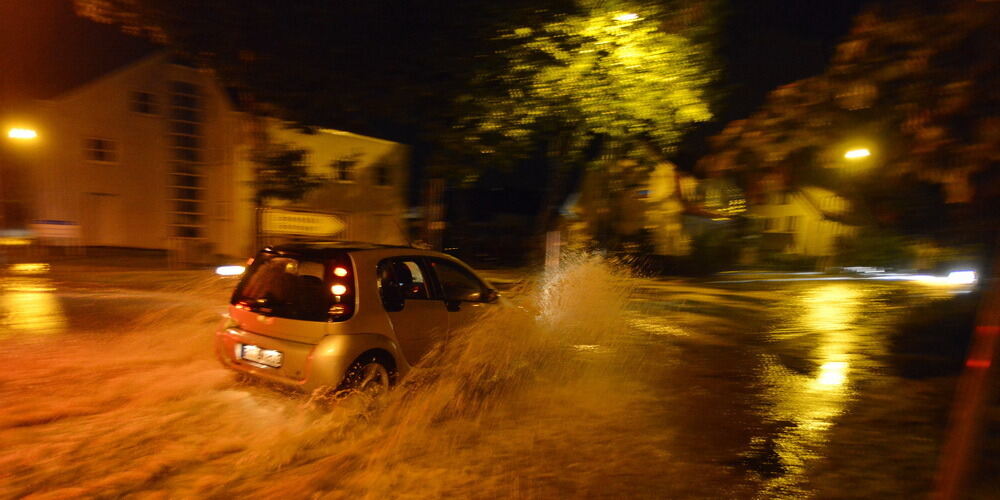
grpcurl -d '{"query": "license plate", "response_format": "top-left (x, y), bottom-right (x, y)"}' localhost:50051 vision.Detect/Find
top-left (239, 344), bottom-right (283, 368)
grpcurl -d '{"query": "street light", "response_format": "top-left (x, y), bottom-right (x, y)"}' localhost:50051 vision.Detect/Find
top-left (844, 148), bottom-right (871, 160)
top-left (7, 128), bottom-right (38, 140)
top-left (2, 127), bottom-right (39, 230)
top-left (614, 13), bottom-right (639, 22)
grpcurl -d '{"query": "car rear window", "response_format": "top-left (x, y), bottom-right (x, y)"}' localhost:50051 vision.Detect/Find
top-left (231, 252), bottom-right (335, 321)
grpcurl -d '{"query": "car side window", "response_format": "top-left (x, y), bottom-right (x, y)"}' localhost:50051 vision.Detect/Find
top-left (431, 260), bottom-right (486, 302)
top-left (378, 258), bottom-right (430, 300)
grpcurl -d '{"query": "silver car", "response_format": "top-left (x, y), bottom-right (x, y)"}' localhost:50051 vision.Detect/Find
top-left (215, 242), bottom-right (499, 396)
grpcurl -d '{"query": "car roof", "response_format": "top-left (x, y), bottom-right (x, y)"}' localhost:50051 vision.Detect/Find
top-left (260, 241), bottom-right (493, 288)
top-left (264, 241), bottom-right (439, 260)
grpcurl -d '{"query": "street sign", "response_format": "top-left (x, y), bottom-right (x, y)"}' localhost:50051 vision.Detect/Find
top-left (262, 209), bottom-right (345, 237)
top-left (30, 219), bottom-right (81, 243)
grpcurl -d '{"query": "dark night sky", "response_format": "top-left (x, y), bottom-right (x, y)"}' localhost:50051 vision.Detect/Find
top-left (721, 0), bottom-right (868, 119)
top-left (2, 0), bottom-right (870, 163)
top-left (0, 0), bottom-right (155, 106)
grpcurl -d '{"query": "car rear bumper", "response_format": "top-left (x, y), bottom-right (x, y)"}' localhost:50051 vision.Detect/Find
top-left (215, 327), bottom-right (354, 393)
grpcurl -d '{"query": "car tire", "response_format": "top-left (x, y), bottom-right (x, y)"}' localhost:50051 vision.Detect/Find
top-left (341, 356), bottom-right (393, 398)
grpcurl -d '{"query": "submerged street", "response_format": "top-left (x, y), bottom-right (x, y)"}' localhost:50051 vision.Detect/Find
top-left (0, 261), bottom-right (994, 499)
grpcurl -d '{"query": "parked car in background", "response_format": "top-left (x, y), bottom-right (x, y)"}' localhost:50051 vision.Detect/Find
top-left (215, 242), bottom-right (500, 397)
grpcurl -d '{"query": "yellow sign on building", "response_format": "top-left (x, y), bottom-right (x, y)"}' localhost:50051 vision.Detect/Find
top-left (262, 209), bottom-right (345, 237)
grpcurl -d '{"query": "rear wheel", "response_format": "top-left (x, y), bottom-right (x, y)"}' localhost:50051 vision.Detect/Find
top-left (341, 357), bottom-right (393, 398)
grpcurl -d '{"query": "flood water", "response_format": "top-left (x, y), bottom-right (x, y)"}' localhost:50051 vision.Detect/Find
top-left (0, 259), bottom-right (980, 499)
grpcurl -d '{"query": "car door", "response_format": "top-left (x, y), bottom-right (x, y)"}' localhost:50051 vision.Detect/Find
top-left (377, 257), bottom-right (449, 365)
top-left (427, 258), bottom-right (494, 335)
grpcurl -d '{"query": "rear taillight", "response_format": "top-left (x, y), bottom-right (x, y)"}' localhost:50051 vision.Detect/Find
top-left (326, 255), bottom-right (355, 322)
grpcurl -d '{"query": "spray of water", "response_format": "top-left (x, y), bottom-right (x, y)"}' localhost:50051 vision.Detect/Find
top-left (0, 256), bottom-right (705, 499)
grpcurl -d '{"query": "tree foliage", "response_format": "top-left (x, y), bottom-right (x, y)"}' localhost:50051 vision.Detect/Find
top-left (251, 142), bottom-right (325, 205)
top-left (452, 0), bottom-right (720, 166)
top-left (698, 0), bottom-right (999, 242)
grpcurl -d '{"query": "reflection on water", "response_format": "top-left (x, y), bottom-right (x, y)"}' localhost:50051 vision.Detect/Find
top-left (0, 262), bottom-right (961, 498)
top-left (815, 361), bottom-right (848, 387)
top-left (749, 283), bottom-right (884, 498)
top-left (0, 276), bottom-right (66, 337)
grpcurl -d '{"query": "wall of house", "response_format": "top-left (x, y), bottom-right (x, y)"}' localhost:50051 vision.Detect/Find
top-left (265, 121), bottom-right (410, 246)
top-left (22, 53), bottom-right (410, 259)
top-left (570, 159), bottom-right (690, 255)
top-left (29, 53), bottom-right (247, 258)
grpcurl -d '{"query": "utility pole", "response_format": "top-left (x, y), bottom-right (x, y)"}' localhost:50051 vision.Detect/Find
top-left (933, 247), bottom-right (1000, 499)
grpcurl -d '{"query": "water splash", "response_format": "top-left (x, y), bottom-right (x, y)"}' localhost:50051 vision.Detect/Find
top-left (1, 256), bottom-right (697, 499)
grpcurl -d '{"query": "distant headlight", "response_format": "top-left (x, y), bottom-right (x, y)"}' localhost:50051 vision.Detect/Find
top-left (946, 270), bottom-right (977, 285)
top-left (909, 270), bottom-right (977, 286)
top-left (216, 265), bottom-right (246, 276)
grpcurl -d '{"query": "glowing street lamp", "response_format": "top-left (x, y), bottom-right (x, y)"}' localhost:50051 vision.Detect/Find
top-left (7, 128), bottom-right (38, 140)
top-left (844, 148), bottom-right (871, 160)
top-left (614, 13), bottom-right (639, 22)
top-left (2, 126), bottom-right (40, 229)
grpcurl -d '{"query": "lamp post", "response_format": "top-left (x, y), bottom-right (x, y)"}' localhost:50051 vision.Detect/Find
top-left (1, 126), bottom-right (39, 229)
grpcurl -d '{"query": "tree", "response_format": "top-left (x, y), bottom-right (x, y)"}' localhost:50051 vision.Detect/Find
top-left (445, 0), bottom-right (721, 244)
top-left (250, 142), bottom-right (324, 206)
top-left (451, 0), bottom-right (718, 161)
top-left (698, 0), bottom-right (999, 248)
top-left (247, 140), bottom-right (326, 248)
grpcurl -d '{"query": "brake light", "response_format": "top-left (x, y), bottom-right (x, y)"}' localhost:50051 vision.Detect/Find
top-left (326, 254), bottom-right (356, 322)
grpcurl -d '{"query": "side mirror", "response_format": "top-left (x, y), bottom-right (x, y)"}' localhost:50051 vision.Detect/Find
top-left (381, 283), bottom-right (405, 312)
top-left (485, 289), bottom-right (499, 303)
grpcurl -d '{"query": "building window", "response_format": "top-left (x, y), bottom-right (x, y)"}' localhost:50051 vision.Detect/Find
top-left (785, 215), bottom-right (800, 232)
top-left (333, 159), bottom-right (355, 182)
top-left (374, 164), bottom-right (391, 187)
top-left (84, 138), bottom-right (117, 162)
top-left (171, 81), bottom-right (199, 96)
top-left (168, 80), bottom-right (204, 239)
top-left (130, 91), bottom-right (157, 114)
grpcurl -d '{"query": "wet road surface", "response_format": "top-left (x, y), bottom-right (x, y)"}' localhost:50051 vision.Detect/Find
top-left (0, 261), bottom-right (992, 499)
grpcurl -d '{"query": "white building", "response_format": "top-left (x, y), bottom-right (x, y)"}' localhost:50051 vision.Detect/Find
top-left (19, 53), bottom-right (408, 261)
top-left (747, 186), bottom-right (858, 257)
top-left (262, 120), bottom-right (409, 246)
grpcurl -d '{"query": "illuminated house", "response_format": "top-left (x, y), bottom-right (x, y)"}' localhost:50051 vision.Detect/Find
top-left (566, 158), bottom-right (694, 255)
top-left (18, 52), bottom-right (408, 260)
top-left (746, 185), bottom-right (858, 257)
